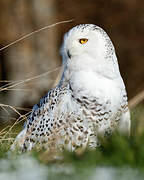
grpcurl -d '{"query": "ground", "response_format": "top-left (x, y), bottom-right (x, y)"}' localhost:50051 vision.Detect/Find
top-left (0, 104), bottom-right (144, 180)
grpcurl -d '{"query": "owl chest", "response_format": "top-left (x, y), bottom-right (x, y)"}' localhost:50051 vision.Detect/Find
top-left (70, 74), bottom-right (122, 111)
top-left (69, 74), bottom-right (123, 128)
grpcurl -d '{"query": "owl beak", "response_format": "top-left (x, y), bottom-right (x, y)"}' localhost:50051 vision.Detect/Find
top-left (67, 50), bottom-right (71, 59)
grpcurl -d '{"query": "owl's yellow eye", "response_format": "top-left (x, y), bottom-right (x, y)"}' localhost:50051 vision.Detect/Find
top-left (79, 38), bottom-right (88, 44)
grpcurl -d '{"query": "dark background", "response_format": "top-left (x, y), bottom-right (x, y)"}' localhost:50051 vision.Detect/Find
top-left (0, 0), bottom-right (144, 122)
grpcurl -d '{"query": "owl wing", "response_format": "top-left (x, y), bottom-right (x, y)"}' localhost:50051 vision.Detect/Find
top-left (118, 109), bottom-right (131, 136)
top-left (11, 85), bottom-right (70, 151)
top-left (118, 88), bottom-right (131, 136)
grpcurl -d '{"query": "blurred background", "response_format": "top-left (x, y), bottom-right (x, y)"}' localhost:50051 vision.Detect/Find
top-left (0, 0), bottom-right (144, 124)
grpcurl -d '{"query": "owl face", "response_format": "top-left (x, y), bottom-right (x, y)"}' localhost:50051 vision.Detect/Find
top-left (61, 24), bottom-right (114, 63)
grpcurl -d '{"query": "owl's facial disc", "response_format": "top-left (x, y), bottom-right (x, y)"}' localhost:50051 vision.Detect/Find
top-left (67, 38), bottom-right (88, 59)
top-left (62, 24), bottom-right (115, 62)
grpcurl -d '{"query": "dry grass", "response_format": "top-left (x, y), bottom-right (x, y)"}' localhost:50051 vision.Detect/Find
top-left (129, 90), bottom-right (144, 109)
top-left (0, 19), bottom-right (73, 51)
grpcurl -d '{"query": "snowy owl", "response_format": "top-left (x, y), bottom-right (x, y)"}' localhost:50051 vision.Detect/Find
top-left (11, 24), bottom-right (131, 151)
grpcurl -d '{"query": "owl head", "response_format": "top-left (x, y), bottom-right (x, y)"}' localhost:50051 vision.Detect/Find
top-left (60, 24), bottom-right (121, 82)
top-left (61, 24), bottom-right (115, 64)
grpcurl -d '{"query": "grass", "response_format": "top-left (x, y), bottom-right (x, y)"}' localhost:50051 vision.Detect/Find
top-left (1, 129), bottom-right (144, 179)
